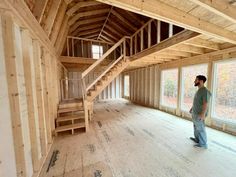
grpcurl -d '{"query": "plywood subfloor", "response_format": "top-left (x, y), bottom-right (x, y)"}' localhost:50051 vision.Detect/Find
top-left (39, 99), bottom-right (236, 177)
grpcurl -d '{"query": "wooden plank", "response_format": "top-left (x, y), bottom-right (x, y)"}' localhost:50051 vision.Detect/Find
top-left (148, 22), bottom-right (151, 47)
top-left (42, 0), bottom-right (62, 35)
top-left (68, 8), bottom-right (110, 26)
top-left (70, 16), bottom-right (106, 34)
top-left (50, 1), bottom-right (67, 45)
top-left (97, 0), bottom-right (236, 44)
top-left (60, 56), bottom-right (97, 64)
top-left (32, 40), bottom-right (47, 158)
top-left (67, 1), bottom-right (101, 16)
top-left (189, 0), bottom-right (236, 24)
top-left (72, 23), bottom-right (103, 36)
top-left (32, 0), bottom-right (48, 22)
top-left (111, 9), bottom-right (137, 31)
top-left (131, 30), bottom-right (200, 61)
top-left (21, 29), bottom-right (42, 173)
top-left (184, 38), bottom-right (220, 50)
top-left (4, 0), bottom-right (57, 56)
top-left (171, 44), bottom-right (205, 54)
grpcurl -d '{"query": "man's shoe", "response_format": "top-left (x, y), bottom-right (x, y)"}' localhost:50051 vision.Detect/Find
top-left (190, 137), bottom-right (199, 143)
top-left (194, 144), bottom-right (207, 149)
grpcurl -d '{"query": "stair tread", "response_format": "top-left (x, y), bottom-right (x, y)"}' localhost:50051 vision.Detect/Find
top-left (56, 114), bottom-right (85, 122)
top-left (58, 107), bottom-right (84, 113)
top-left (55, 122), bottom-right (85, 132)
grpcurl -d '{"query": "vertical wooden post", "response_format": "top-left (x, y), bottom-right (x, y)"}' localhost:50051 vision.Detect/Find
top-left (67, 37), bottom-right (69, 56)
top-left (32, 40), bottom-right (47, 157)
top-left (123, 39), bottom-right (126, 61)
top-left (157, 20), bottom-right (161, 43)
top-left (134, 35), bottom-right (137, 54)
top-left (176, 67), bottom-right (182, 116)
top-left (72, 38), bottom-right (74, 57)
top-left (148, 22), bottom-right (151, 48)
top-left (141, 29), bottom-right (144, 51)
top-left (81, 40), bottom-right (83, 57)
top-left (169, 23), bottom-right (173, 37)
top-left (21, 29), bottom-right (42, 173)
top-left (130, 37), bottom-right (133, 56)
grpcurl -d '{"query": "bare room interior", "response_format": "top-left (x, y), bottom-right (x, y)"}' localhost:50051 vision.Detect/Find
top-left (0, 0), bottom-right (236, 177)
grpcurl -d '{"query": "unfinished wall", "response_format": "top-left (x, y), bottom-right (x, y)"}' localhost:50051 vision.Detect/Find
top-left (126, 56), bottom-right (236, 135)
top-left (68, 71), bottom-right (122, 100)
top-left (127, 65), bottom-right (160, 108)
top-left (0, 11), bottom-right (60, 177)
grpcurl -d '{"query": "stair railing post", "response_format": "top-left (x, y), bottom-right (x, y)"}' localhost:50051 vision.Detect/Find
top-left (123, 39), bottom-right (126, 61)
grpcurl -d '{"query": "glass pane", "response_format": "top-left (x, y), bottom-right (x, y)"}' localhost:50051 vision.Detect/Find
top-left (181, 64), bottom-right (208, 111)
top-left (124, 75), bottom-right (130, 97)
top-left (161, 69), bottom-right (178, 108)
top-left (213, 60), bottom-right (236, 121)
top-left (92, 45), bottom-right (103, 59)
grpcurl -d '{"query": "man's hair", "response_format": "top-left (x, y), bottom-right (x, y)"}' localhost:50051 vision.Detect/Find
top-left (196, 75), bottom-right (207, 83)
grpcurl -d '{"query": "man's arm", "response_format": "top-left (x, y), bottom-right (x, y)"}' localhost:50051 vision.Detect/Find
top-left (199, 100), bottom-right (208, 120)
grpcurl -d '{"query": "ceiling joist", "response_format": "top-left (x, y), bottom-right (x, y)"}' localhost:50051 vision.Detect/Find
top-left (97, 0), bottom-right (236, 44)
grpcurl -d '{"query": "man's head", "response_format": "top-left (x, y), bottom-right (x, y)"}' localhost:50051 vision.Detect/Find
top-left (194, 75), bottom-right (207, 87)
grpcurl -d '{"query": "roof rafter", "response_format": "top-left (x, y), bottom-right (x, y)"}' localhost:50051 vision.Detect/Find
top-left (70, 16), bottom-right (106, 33)
top-left (97, 0), bottom-right (236, 44)
top-left (68, 8), bottom-right (110, 25)
top-left (66, 1), bottom-right (102, 16)
top-left (189, 0), bottom-right (236, 24)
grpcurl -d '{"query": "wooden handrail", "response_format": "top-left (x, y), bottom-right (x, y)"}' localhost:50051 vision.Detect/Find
top-left (81, 36), bottom-right (128, 78)
top-left (86, 55), bottom-right (124, 91)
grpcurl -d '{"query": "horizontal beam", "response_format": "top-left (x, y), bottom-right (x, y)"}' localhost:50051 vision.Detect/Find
top-left (131, 30), bottom-right (200, 61)
top-left (67, 1), bottom-right (101, 16)
top-left (189, 0), bottom-right (236, 24)
top-left (97, 0), bottom-right (236, 44)
top-left (184, 38), bottom-right (220, 50)
top-left (69, 16), bottom-right (106, 33)
top-left (68, 8), bottom-right (110, 25)
top-left (60, 56), bottom-right (97, 64)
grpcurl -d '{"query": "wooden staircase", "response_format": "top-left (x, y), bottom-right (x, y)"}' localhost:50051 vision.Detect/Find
top-left (55, 37), bottom-right (130, 135)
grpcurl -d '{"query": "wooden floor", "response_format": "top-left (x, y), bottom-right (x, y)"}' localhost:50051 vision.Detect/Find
top-left (39, 99), bottom-right (236, 177)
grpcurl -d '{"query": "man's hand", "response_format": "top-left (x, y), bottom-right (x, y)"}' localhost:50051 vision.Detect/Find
top-left (189, 108), bottom-right (192, 114)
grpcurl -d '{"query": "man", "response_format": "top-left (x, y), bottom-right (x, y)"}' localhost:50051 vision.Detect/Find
top-left (189, 75), bottom-right (211, 148)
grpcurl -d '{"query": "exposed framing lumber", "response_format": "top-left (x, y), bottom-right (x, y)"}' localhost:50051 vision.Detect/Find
top-left (171, 44), bottom-right (205, 54)
top-left (184, 38), bottom-right (220, 50)
top-left (111, 9), bottom-right (137, 31)
top-left (97, 0), bottom-right (236, 44)
top-left (97, 6), bottom-right (113, 40)
top-left (80, 33), bottom-right (100, 39)
top-left (72, 23), bottom-right (103, 36)
top-left (131, 30), bottom-right (200, 61)
top-left (68, 8), bottom-right (110, 26)
top-left (104, 25), bottom-right (123, 38)
top-left (32, 0), bottom-right (48, 23)
top-left (100, 34), bottom-right (115, 43)
top-left (159, 46), bottom-right (236, 69)
top-left (107, 18), bottom-right (131, 34)
top-left (60, 56), bottom-right (97, 64)
top-left (77, 28), bottom-right (101, 36)
top-left (2, 12), bottom-right (27, 177)
top-left (189, 0), bottom-right (236, 24)
top-left (159, 49), bottom-right (192, 57)
top-left (4, 0), bottom-right (57, 56)
top-left (70, 16), bottom-right (106, 33)
top-left (67, 1), bottom-right (101, 16)
top-left (21, 29), bottom-right (41, 172)
top-left (102, 29), bottom-right (119, 41)
top-left (50, 1), bottom-right (67, 45)
top-left (42, 0), bottom-right (62, 35)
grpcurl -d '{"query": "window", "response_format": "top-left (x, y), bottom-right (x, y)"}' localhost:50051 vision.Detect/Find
top-left (212, 60), bottom-right (236, 121)
top-left (92, 45), bottom-right (103, 59)
top-left (161, 69), bottom-right (178, 108)
top-left (124, 75), bottom-right (130, 97)
top-left (181, 64), bottom-right (208, 112)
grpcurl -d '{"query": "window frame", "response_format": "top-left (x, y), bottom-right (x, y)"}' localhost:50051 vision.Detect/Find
top-left (123, 74), bottom-right (130, 98)
top-left (180, 63), bottom-right (209, 113)
top-left (211, 59), bottom-right (236, 123)
top-left (92, 44), bottom-right (103, 59)
top-left (160, 68), bottom-right (179, 109)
